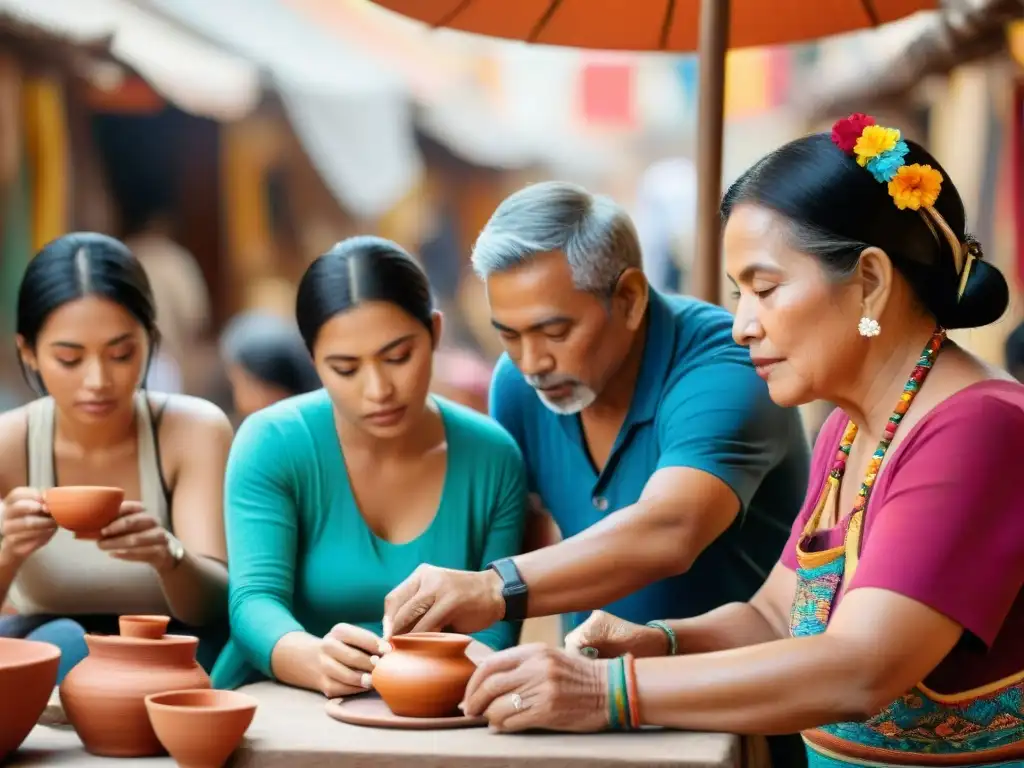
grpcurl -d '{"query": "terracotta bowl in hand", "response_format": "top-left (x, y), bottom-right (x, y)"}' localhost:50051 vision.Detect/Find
top-left (44, 486), bottom-right (124, 539)
top-left (119, 615), bottom-right (171, 640)
top-left (145, 689), bottom-right (257, 768)
top-left (0, 638), bottom-right (61, 761)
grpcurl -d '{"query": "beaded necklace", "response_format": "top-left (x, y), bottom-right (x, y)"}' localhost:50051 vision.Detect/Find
top-left (830, 328), bottom-right (946, 511)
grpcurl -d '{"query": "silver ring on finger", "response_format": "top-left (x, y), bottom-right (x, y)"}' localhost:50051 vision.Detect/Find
top-left (510, 692), bottom-right (526, 712)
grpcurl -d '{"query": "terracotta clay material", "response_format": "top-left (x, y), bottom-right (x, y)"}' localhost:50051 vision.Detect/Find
top-left (0, 638), bottom-right (61, 761)
top-left (59, 633), bottom-right (211, 757)
top-left (146, 689), bottom-right (257, 768)
top-left (44, 485), bottom-right (124, 539)
top-left (119, 614), bottom-right (171, 640)
top-left (326, 692), bottom-right (486, 730)
top-left (371, 632), bottom-right (476, 718)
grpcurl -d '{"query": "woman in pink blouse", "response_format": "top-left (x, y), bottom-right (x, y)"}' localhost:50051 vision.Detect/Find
top-left (450, 116), bottom-right (1024, 766)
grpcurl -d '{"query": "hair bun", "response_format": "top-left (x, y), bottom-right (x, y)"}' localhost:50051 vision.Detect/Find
top-left (939, 256), bottom-right (1009, 330)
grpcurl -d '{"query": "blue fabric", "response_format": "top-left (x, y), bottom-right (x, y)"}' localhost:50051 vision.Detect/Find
top-left (490, 290), bottom-right (811, 629)
top-left (0, 615), bottom-right (88, 683)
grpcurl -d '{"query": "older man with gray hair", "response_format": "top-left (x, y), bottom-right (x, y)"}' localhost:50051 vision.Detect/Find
top-left (384, 178), bottom-right (809, 637)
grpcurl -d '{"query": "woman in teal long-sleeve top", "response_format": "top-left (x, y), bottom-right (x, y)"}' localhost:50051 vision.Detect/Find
top-left (211, 236), bottom-right (527, 694)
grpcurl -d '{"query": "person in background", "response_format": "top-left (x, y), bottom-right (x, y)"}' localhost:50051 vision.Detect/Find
top-left (219, 311), bottom-right (321, 422)
top-left (211, 236), bottom-right (527, 694)
top-left (126, 210), bottom-right (211, 394)
top-left (458, 117), bottom-right (1024, 768)
top-left (0, 232), bottom-right (232, 680)
top-left (1004, 319), bottom-right (1024, 382)
top-left (430, 346), bottom-right (493, 414)
top-left (381, 181), bottom-right (811, 765)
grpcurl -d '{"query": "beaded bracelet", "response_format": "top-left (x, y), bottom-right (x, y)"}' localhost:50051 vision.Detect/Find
top-left (624, 653), bottom-right (641, 729)
top-left (606, 656), bottom-right (631, 730)
top-left (646, 620), bottom-right (678, 655)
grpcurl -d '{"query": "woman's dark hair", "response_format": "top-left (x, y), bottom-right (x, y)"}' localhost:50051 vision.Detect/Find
top-left (295, 235), bottom-right (434, 352)
top-left (16, 232), bottom-right (160, 393)
top-left (721, 133), bottom-right (1008, 330)
top-left (220, 311), bottom-right (321, 395)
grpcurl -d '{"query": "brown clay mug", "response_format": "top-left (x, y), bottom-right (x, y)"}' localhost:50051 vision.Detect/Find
top-left (371, 632), bottom-right (477, 718)
top-left (44, 486), bottom-right (124, 539)
top-left (119, 615), bottom-right (171, 640)
top-left (0, 638), bottom-right (61, 761)
top-left (146, 689), bottom-right (257, 768)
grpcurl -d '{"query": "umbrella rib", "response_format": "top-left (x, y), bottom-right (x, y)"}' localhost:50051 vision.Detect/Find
top-left (859, 0), bottom-right (881, 26)
top-left (434, 0), bottom-right (474, 28)
top-left (528, 0), bottom-right (564, 43)
top-left (659, 0), bottom-right (677, 50)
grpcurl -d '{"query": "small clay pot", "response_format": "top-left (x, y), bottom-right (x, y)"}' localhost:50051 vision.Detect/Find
top-left (145, 689), bottom-right (257, 768)
top-left (371, 632), bottom-right (476, 718)
top-left (119, 615), bottom-right (171, 640)
top-left (59, 633), bottom-right (211, 757)
top-left (44, 485), bottom-right (124, 539)
top-left (0, 638), bottom-right (61, 761)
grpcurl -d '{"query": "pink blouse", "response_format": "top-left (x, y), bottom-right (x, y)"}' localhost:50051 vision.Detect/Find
top-left (780, 381), bottom-right (1024, 692)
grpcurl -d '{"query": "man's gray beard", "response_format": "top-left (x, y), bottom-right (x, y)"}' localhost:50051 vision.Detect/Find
top-left (525, 374), bottom-right (597, 415)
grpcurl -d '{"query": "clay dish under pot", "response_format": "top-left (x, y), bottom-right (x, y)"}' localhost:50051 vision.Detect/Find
top-left (44, 486), bottom-right (124, 539)
top-left (371, 632), bottom-right (477, 718)
top-left (0, 638), bottom-right (61, 761)
top-left (145, 689), bottom-right (258, 768)
top-left (119, 615), bottom-right (171, 640)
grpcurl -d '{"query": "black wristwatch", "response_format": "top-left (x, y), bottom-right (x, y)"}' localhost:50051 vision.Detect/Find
top-left (487, 557), bottom-right (529, 622)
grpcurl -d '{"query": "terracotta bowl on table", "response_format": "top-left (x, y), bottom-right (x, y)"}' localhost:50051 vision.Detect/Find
top-left (44, 485), bottom-right (124, 539)
top-left (119, 615), bottom-right (171, 640)
top-left (145, 689), bottom-right (258, 768)
top-left (0, 638), bottom-right (61, 761)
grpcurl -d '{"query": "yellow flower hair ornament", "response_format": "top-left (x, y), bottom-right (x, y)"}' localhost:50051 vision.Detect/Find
top-left (831, 113), bottom-right (943, 211)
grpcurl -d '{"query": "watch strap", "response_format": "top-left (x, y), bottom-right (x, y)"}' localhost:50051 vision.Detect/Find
top-left (487, 557), bottom-right (529, 622)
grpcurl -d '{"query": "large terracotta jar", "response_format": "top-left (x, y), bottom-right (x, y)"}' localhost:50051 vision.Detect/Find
top-left (59, 633), bottom-right (211, 757)
top-left (372, 632), bottom-right (476, 718)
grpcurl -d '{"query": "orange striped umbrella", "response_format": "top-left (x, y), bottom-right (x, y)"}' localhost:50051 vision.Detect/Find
top-left (367, 0), bottom-right (940, 302)
top-left (370, 0), bottom-right (935, 51)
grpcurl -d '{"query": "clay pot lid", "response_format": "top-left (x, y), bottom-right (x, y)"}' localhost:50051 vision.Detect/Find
top-left (0, 637), bottom-right (61, 669)
top-left (119, 614), bottom-right (171, 639)
top-left (145, 689), bottom-right (258, 712)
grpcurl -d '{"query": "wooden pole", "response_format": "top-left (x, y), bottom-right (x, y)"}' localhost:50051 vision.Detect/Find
top-left (692, 0), bottom-right (729, 305)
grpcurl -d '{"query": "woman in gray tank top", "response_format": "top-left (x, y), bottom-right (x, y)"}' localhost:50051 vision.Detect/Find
top-left (0, 232), bottom-right (231, 681)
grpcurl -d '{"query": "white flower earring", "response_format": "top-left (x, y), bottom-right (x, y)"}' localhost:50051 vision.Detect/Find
top-left (858, 317), bottom-right (881, 337)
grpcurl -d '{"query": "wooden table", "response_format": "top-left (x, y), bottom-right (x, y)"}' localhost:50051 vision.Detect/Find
top-left (12, 682), bottom-right (745, 767)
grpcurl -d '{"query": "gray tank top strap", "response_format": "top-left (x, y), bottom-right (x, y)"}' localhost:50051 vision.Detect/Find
top-left (25, 398), bottom-right (56, 490)
top-left (133, 392), bottom-right (171, 527)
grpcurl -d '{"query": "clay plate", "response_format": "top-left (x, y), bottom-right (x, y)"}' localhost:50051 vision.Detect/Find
top-left (326, 692), bottom-right (486, 730)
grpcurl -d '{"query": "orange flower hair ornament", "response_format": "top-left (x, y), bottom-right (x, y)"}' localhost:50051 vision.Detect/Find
top-left (831, 113), bottom-right (976, 301)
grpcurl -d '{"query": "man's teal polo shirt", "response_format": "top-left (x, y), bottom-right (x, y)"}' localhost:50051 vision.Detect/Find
top-left (490, 289), bottom-right (810, 630)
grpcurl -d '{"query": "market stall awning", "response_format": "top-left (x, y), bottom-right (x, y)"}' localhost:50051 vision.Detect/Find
top-left (0, 0), bottom-right (262, 121)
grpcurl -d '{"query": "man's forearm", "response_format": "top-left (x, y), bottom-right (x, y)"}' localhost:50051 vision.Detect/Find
top-left (509, 501), bottom-right (688, 618)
